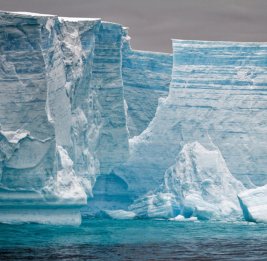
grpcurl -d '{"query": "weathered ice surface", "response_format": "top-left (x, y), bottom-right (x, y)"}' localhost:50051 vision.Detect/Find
top-left (2, 11), bottom-right (267, 224)
top-left (122, 28), bottom-right (172, 137)
top-left (0, 11), bottom-right (130, 225)
top-left (238, 185), bottom-right (267, 223)
top-left (169, 40), bottom-right (267, 187)
top-left (87, 28), bottom-right (173, 215)
top-left (0, 11), bottom-right (90, 225)
top-left (90, 22), bottom-right (129, 175)
top-left (114, 40), bottom-right (267, 208)
top-left (129, 142), bottom-right (245, 220)
top-left (58, 17), bottom-right (101, 196)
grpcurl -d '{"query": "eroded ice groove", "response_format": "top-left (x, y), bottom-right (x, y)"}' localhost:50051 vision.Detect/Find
top-left (122, 28), bottom-right (172, 137)
top-left (238, 185), bottom-right (267, 223)
top-left (58, 17), bottom-right (101, 196)
top-left (90, 22), bottom-right (129, 175)
top-left (82, 24), bottom-right (131, 215)
top-left (129, 142), bottom-right (245, 220)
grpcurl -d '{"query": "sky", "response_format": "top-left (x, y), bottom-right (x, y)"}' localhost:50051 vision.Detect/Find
top-left (1, 0), bottom-right (267, 53)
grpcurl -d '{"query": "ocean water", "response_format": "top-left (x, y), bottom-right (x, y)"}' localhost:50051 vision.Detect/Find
top-left (1, 219), bottom-right (267, 260)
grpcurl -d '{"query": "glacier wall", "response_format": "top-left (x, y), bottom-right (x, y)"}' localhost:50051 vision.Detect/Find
top-left (0, 11), bottom-right (97, 225)
top-left (58, 16), bottom-right (101, 197)
top-left (90, 22), bottom-right (129, 175)
top-left (122, 28), bottom-right (172, 137)
top-left (170, 40), bottom-right (267, 187)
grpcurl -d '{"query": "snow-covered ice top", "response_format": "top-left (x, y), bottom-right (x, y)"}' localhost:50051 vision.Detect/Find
top-left (4, 11), bottom-right (56, 17)
top-left (59, 17), bottom-right (100, 22)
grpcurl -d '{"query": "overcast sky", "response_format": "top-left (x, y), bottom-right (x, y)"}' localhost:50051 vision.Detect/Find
top-left (1, 0), bottom-right (267, 52)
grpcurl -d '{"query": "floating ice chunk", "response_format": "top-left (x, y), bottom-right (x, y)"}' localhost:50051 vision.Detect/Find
top-left (104, 209), bottom-right (136, 219)
top-left (238, 184), bottom-right (267, 223)
top-left (169, 215), bottom-right (198, 222)
top-left (129, 192), bottom-right (178, 218)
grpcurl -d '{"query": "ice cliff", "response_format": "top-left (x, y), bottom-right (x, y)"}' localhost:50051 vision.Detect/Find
top-left (0, 11), bottom-right (130, 225)
top-left (1, 11), bottom-right (267, 224)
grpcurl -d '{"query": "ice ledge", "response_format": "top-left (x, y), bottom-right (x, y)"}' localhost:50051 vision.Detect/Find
top-left (0, 208), bottom-right (82, 226)
top-left (1, 10), bottom-right (56, 17)
top-left (172, 38), bottom-right (267, 46)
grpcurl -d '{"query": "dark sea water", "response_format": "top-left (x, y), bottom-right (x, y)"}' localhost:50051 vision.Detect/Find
top-left (1, 219), bottom-right (267, 260)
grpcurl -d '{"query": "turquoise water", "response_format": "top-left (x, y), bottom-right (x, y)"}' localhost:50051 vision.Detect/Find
top-left (1, 219), bottom-right (267, 260)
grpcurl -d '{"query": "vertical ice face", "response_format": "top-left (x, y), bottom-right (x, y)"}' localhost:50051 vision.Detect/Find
top-left (0, 12), bottom-right (95, 224)
top-left (169, 40), bottom-right (267, 187)
top-left (86, 28), bottom-right (173, 214)
top-left (122, 28), bottom-right (173, 137)
top-left (58, 17), bottom-right (101, 196)
top-left (0, 11), bottom-right (60, 191)
top-left (90, 22), bottom-right (129, 175)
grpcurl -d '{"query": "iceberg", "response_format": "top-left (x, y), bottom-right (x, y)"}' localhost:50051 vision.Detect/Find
top-left (129, 142), bottom-right (245, 220)
top-left (103, 209), bottom-right (136, 220)
top-left (1, 10), bottom-right (267, 224)
top-left (169, 215), bottom-right (198, 222)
